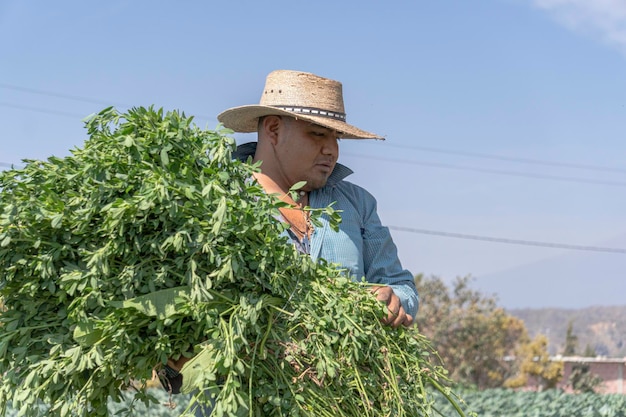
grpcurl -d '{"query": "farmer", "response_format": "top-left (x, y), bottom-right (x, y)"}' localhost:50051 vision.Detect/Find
top-left (220, 69), bottom-right (418, 325)
top-left (167, 69), bottom-right (418, 415)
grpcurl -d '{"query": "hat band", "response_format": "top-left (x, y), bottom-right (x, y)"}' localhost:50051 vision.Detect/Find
top-left (272, 105), bottom-right (346, 121)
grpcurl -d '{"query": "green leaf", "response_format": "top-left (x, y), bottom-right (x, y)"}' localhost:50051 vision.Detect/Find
top-left (211, 196), bottom-right (226, 235)
top-left (180, 344), bottom-right (219, 394)
top-left (73, 320), bottom-right (102, 347)
top-left (160, 147), bottom-right (170, 166)
top-left (50, 213), bottom-right (63, 228)
top-left (109, 286), bottom-right (190, 319)
top-left (290, 181), bottom-right (307, 191)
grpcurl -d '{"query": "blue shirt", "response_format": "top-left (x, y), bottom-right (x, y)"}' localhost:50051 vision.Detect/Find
top-left (234, 142), bottom-right (419, 318)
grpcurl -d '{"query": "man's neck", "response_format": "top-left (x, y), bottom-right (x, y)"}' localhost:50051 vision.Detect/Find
top-left (252, 170), bottom-right (293, 196)
top-left (252, 171), bottom-right (285, 195)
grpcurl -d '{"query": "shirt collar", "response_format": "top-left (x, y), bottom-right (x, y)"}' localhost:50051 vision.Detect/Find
top-left (233, 141), bottom-right (353, 187)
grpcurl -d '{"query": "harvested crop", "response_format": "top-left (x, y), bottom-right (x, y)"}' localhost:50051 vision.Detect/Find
top-left (0, 107), bottom-right (464, 416)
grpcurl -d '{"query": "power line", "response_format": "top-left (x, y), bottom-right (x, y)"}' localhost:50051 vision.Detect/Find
top-left (2, 154), bottom-right (623, 253)
top-left (380, 143), bottom-right (626, 174)
top-left (342, 152), bottom-right (626, 188)
top-left (0, 102), bottom-right (86, 119)
top-left (2, 83), bottom-right (623, 175)
top-left (0, 83), bottom-right (213, 120)
top-left (388, 225), bottom-right (626, 254)
top-left (2, 82), bottom-right (624, 184)
top-left (0, 82), bottom-right (123, 107)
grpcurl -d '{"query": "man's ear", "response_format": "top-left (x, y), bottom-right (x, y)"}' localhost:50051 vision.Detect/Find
top-left (260, 115), bottom-right (282, 145)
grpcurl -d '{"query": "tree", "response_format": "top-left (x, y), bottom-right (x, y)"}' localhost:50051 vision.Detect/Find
top-left (568, 363), bottom-right (603, 393)
top-left (563, 320), bottom-right (578, 356)
top-left (505, 334), bottom-right (563, 390)
top-left (582, 344), bottom-right (596, 357)
top-left (415, 274), bottom-right (527, 389)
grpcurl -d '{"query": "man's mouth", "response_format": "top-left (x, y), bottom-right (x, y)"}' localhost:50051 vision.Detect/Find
top-left (315, 162), bottom-right (334, 173)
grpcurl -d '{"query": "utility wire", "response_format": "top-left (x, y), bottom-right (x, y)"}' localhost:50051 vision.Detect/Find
top-left (342, 152), bottom-right (626, 188)
top-left (388, 226), bottom-right (626, 254)
top-left (0, 102), bottom-right (86, 119)
top-left (2, 82), bottom-right (623, 175)
top-left (380, 143), bottom-right (626, 174)
top-left (1, 83), bottom-right (624, 174)
top-left (2, 83), bottom-right (624, 186)
top-left (0, 82), bottom-right (124, 107)
top-left (0, 83), bottom-right (213, 120)
top-left (1, 165), bottom-right (623, 254)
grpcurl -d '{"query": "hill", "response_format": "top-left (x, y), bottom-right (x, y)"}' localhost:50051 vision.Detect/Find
top-left (508, 305), bottom-right (626, 357)
top-left (475, 233), bottom-right (626, 309)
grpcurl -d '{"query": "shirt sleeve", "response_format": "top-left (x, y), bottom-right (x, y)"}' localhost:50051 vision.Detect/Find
top-left (359, 191), bottom-right (419, 318)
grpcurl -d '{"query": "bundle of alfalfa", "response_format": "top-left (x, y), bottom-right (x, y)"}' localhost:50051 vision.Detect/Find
top-left (0, 107), bottom-right (464, 417)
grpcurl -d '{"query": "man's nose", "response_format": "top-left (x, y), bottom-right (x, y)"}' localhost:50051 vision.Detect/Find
top-left (321, 137), bottom-right (339, 155)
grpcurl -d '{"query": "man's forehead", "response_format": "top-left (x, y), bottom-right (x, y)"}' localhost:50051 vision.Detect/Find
top-left (303, 120), bottom-right (340, 135)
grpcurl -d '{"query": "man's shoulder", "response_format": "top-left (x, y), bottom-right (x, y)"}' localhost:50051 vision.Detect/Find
top-left (327, 177), bottom-right (377, 205)
top-left (332, 178), bottom-right (363, 191)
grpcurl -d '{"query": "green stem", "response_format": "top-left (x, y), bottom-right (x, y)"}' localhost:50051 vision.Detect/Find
top-left (351, 362), bottom-right (372, 417)
top-left (427, 376), bottom-right (466, 417)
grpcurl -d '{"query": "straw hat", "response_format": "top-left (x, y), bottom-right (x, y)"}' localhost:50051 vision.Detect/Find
top-left (217, 70), bottom-right (382, 139)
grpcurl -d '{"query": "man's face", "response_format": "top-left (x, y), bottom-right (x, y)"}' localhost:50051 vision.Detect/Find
top-left (275, 117), bottom-right (339, 191)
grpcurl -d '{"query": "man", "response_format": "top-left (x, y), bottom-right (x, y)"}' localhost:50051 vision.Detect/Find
top-left (218, 69), bottom-right (418, 326)
top-left (168, 69), bottom-right (418, 415)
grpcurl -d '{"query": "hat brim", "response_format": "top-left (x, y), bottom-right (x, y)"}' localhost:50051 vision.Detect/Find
top-left (217, 105), bottom-right (383, 140)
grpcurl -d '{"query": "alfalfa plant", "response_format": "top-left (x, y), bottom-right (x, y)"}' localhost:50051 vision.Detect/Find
top-left (0, 106), bottom-right (465, 416)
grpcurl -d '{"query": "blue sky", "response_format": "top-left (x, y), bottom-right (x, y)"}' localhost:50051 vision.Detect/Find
top-left (1, 0), bottom-right (625, 308)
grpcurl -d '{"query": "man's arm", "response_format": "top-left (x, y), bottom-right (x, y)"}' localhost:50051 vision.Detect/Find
top-left (359, 190), bottom-right (419, 323)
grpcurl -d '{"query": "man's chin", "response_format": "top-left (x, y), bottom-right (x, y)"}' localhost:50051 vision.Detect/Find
top-left (303, 178), bottom-right (328, 192)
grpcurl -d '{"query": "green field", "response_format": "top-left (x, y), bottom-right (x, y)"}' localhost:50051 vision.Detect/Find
top-left (6, 388), bottom-right (626, 416)
top-left (436, 389), bottom-right (626, 417)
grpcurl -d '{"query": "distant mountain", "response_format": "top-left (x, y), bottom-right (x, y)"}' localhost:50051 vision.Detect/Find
top-left (508, 305), bottom-right (626, 357)
top-left (474, 233), bottom-right (626, 309)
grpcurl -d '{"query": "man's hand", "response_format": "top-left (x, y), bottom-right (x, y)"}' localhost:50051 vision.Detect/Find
top-left (370, 285), bottom-right (414, 328)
